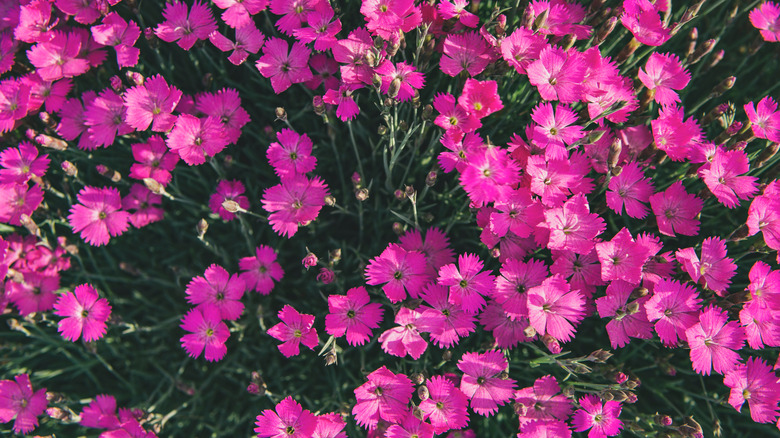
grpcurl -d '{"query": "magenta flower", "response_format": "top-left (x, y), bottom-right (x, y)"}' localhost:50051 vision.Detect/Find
top-left (210, 24), bottom-right (265, 66)
top-left (375, 61), bottom-right (425, 103)
top-left (180, 304), bottom-right (230, 362)
top-left (293, 4), bottom-right (342, 52)
top-left (255, 37), bottom-right (313, 94)
top-left (6, 272), bottom-right (59, 316)
top-left (676, 237), bottom-right (737, 295)
top-left (214, 0), bottom-right (268, 28)
top-left (209, 180), bottom-right (250, 221)
top-left (261, 174), bottom-right (329, 238)
top-left (531, 102), bottom-right (584, 159)
top-left (123, 75), bottom-right (182, 132)
top-left (724, 356), bottom-right (780, 423)
top-left (0, 182), bottom-right (43, 226)
top-left (572, 395), bottom-right (623, 438)
top-left (481, 300), bottom-right (536, 348)
top-left (686, 305), bottom-right (746, 375)
top-left (527, 45), bottom-right (586, 104)
top-left (551, 248), bottom-right (604, 297)
top-left (155, 1), bottom-right (217, 50)
top-left (269, 0), bottom-right (316, 36)
top-left (68, 186), bottom-right (131, 247)
top-left (645, 279), bottom-right (702, 346)
top-left (500, 27), bottom-right (546, 74)
top-left (352, 366), bottom-right (414, 429)
top-left (526, 156), bottom-right (576, 207)
top-left (332, 27), bottom-right (374, 85)
top-left (385, 410), bottom-right (435, 438)
top-left (459, 79), bottom-right (503, 120)
top-left (638, 53), bottom-right (690, 107)
top-left (744, 96), bottom-right (780, 142)
top-left (312, 412), bottom-right (347, 438)
top-left (379, 307), bottom-right (427, 359)
top-left (79, 394), bottom-right (120, 429)
top-left (84, 88), bottom-right (133, 148)
top-left (649, 181), bottom-right (703, 237)
top-left (325, 286), bottom-right (383, 346)
top-left (27, 31), bottom-right (90, 81)
top-left (438, 252), bottom-right (495, 315)
top-left (239, 245), bottom-right (284, 295)
top-left (419, 375), bottom-right (469, 434)
top-left (185, 264), bottom-right (246, 321)
top-left (459, 147), bottom-right (521, 207)
top-left (91, 12), bottom-right (141, 68)
top-left (267, 305), bottom-right (318, 357)
top-left (489, 188), bottom-right (543, 239)
top-left (515, 375), bottom-right (572, 427)
top-left (545, 194), bottom-right (606, 254)
top-left (195, 88), bottom-right (250, 145)
top-left (53, 284), bottom-right (111, 342)
top-left (700, 149), bottom-right (759, 209)
top-left (606, 161), bottom-right (654, 219)
top-left (438, 0), bottom-right (479, 27)
top-left (23, 73), bottom-right (72, 114)
top-left (458, 350), bottom-right (516, 416)
top-left (15, 0), bottom-right (56, 44)
top-left (527, 274), bottom-right (586, 342)
top-left (130, 136), bottom-right (179, 186)
top-left (750, 2), bottom-right (780, 42)
top-left (596, 280), bottom-right (653, 349)
top-left (747, 182), bottom-right (780, 255)
top-left (493, 257), bottom-right (547, 319)
top-left (398, 227), bottom-right (456, 276)
top-left (255, 396), bottom-right (317, 438)
top-left (360, 0), bottom-right (421, 43)
top-left (417, 283), bottom-right (476, 348)
top-left (166, 115), bottom-right (229, 166)
top-left (651, 104), bottom-right (702, 161)
top-left (595, 228), bottom-right (651, 285)
top-left (621, 0), bottom-right (670, 46)
top-left (0, 374), bottom-right (48, 435)
top-left (440, 31), bottom-right (491, 77)
top-left (433, 93), bottom-right (481, 134)
top-left (365, 243), bottom-right (429, 302)
top-left (266, 128), bottom-right (317, 177)
top-left (322, 83), bottom-right (361, 121)
top-left (0, 79), bottom-right (31, 134)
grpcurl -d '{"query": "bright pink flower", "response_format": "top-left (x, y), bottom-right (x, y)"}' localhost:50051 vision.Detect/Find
top-left (332, 27), bottom-right (374, 85)
top-left (745, 260), bottom-right (780, 311)
top-left (385, 410), bottom-right (435, 438)
top-left (360, 0), bottom-right (421, 43)
top-left (527, 274), bottom-right (585, 342)
top-left (433, 93), bottom-right (481, 134)
top-left (195, 88), bottom-right (250, 145)
top-left (0, 374), bottom-right (48, 435)
top-left (518, 420), bottom-right (572, 437)
top-left (91, 12), bottom-right (141, 68)
top-left (123, 75), bottom-right (182, 132)
top-left (379, 307), bottom-right (428, 359)
top-left (744, 96), bottom-right (780, 142)
top-left (122, 183), bottom-right (164, 228)
top-left (209, 24), bottom-right (264, 66)
top-left (527, 46), bottom-right (586, 104)
top-left (0, 79), bottom-right (30, 134)
top-left (255, 396), bottom-right (318, 438)
top-left (325, 286), bottom-right (383, 346)
top-left (239, 245), bottom-right (284, 294)
top-left (440, 31), bottom-right (491, 77)
top-left (22, 73), bottom-right (72, 113)
top-left (724, 356), bottom-right (780, 423)
top-left (398, 227), bottom-right (456, 276)
top-left (645, 279), bottom-right (702, 346)
top-left (459, 79), bottom-right (503, 119)
top-left (500, 27), bottom-right (546, 74)
top-left (526, 156), bottom-right (576, 207)
top-left (155, 1), bottom-right (217, 50)
top-left (458, 350), bottom-right (516, 416)
top-left (267, 304), bottom-right (318, 357)
top-left (419, 375), bottom-right (469, 434)
top-left (6, 272), bottom-right (59, 316)
top-left (27, 31), bottom-right (90, 81)
top-left (649, 181), bottom-right (703, 236)
top-left (686, 305), bottom-right (746, 376)
top-left (56, 91), bottom-right (98, 150)
top-left (493, 257), bottom-right (547, 319)
top-left (269, 0), bottom-right (319, 36)
top-left (261, 174), bottom-right (329, 238)
top-left (166, 115), bottom-right (229, 166)
top-left (459, 147), bottom-right (521, 207)
top-left (531, 102), bottom-right (584, 160)
top-left (209, 180), bottom-right (250, 221)
top-left (514, 375), bottom-right (572, 426)
top-left (305, 53), bottom-right (339, 90)
top-left (740, 304), bottom-right (780, 350)
top-left (606, 161), bottom-right (654, 219)
top-left (214, 0), bottom-right (268, 28)
top-left (322, 82), bottom-right (361, 121)
top-left (700, 149), bottom-right (758, 209)
top-left (437, 0), bottom-right (479, 27)
top-left (55, 0), bottom-right (102, 24)
top-left (313, 412), bottom-right (347, 438)
top-left (621, 0), bottom-right (671, 46)
top-left (267, 128), bottom-right (317, 177)
top-left (352, 366), bottom-right (414, 429)
top-left (15, 0), bottom-right (56, 44)
top-left (550, 248), bottom-right (604, 297)
top-left (596, 280), bottom-right (653, 348)
top-left (84, 88), bottom-right (133, 147)
top-left (130, 136), bottom-right (179, 186)
top-left (480, 302), bottom-right (534, 348)
top-left (375, 61), bottom-right (425, 102)
top-left (676, 237), bottom-right (737, 295)
top-left (53, 283), bottom-right (111, 342)
top-left (571, 395), bottom-right (623, 438)
top-left (489, 189), bottom-right (543, 239)
top-left (179, 304), bottom-right (230, 361)
top-left (595, 228), bottom-right (651, 285)
top-left (0, 183), bottom-right (43, 226)
top-left (293, 3), bottom-right (341, 52)
top-left (68, 186), bottom-right (130, 247)
top-left (438, 253), bottom-right (495, 315)
top-left (747, 182), bottom-right (780, 255)
top-left (185, 264), bottom-right (245, 321)
top-left (651, 104), bottom-right (701, 161)
top-left (750, 2), bottom-right (780, 42)
top-left (365, 243), bottom-right (429, 302)
top-left (438, 131), bottom-right (484, 173)
top-left (416, 283), bottom-right (476, 348)
top-left (79, 394), bottom-right (120, 429)
top-left (638, 53), bottom-right (690, 107)
top-left (255, 37), bottom-right (313, 94)
top-left (544, 193), bottom-right (606, 254)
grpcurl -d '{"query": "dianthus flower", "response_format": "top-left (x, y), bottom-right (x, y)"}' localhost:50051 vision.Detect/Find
top-left (209, 180), bottom-right (250, 221)
top-left (433, 93), bottom-right (481, 134)
top-left (129, 136), bottom-right (179, 186)
top-left (195, 88), bottom-right (250, 145)
top-left (644, 279), bottom-right (702, 346)
top-left (213, 0), bottom-right (268, 28)
top-left (0, 79), bottom-right (30, 134)
top-left (700, 149), bottom-right (758, 209)
top-left (209, 24), bottom-right (265, 66)
top-left (267, 305), bottom-right (318, 358)
top-left (747, 182), bottom-right (780, 258)
top-left (352, 366), bottom-right (414, 429)
top-left (68, 186), bottom-right (130, 247)
top-left (84, 88), bottom-right (133, 147)
top-left (572, 395), bottom-right (623, 438)
top-left (606, 161), bottom-right (654, 219)
top-left (526, 156), bottom-right (575, 207)
top-left (90, 12), bottom-right (141, 68)
top-left (493, 258), bottom-right (547, 319)
top-left (122, 184), bottom-right (164, 229)
top-left (166, 115), bottom-right (229, 166)
top-left (385, 410), bottom-right (435, 438)
top-left (544, 194), bottom-right (606, 255)
top-left (27, 31), bottom-right (90, 81)
top-left (255, 396), bottom-right (317, 438)
top-left (438, 253), bottom-right (495, 315)
top-left (360, 0), bottom-right (421, 43)
top-left (724, 356), bottom-right (780, 424)
top-left (79, 394), bottom-right (120, 429)
top-left (638, 53), bottom-right (690, 107)
top-left (398, 227), bottom-right (456, 276)
top-left (379, 307), bottom-right (428, 359)
top-left (480, 302), bottom-right (535, 348)
top-left (527, 274), bottom-right (586, 342)
top-left (313, 412), bottom-right (347, 438)
top-left (180, 304), bottom-right (230, 362)
top-left (261, 174), bottom-right (329, 238)
top-left (438, 0), bottom-right (479, 27)
top-left (649, 181), bottom-right (703, 236)
top-left (440, 31), bottom-right (491, 77)
top-left (375, 61), bottom-right (425, 102)
top-left (685, 305), bottom-right (746, 375)
top-left (595, 228), bottom-right (652, 285)
top-left (266, 128), bottom-right (317, 177)
top-left (500, 27), bottom-right (546, 74)
top-left (155, 1), bottom-right (217, 50)
top-left (419, 375), bottom-right (469, 434)
top-left (0, 182), bottom-right (43, 226)
top-left (365, 243), bottom-right (429, 302)
top-left (620, 0), bottom-right (670, 46)
top-left (676, 237), bottom-right (736, 295)
top-left (123, 75), bottom-right (182, 132)
top-left (53, 284), bottom-right (111, 342)
top-left (331, 27), bottom-right (374, 85)
top-left (185, 264), bottom-right (246, 321)
top-left (325, 286), bottom-right (383, 346)
top-left (750, 2), bottom-right (780, 42)
top-left (15, 0), bottom-right (56, 44)
top-left (531, 102), bottom-right (584, 160)
top-left (459, 147), bottom-right (521, 207)
top-left (5, 272), bottom-right (59, 316)
top-left (515, 375), bottom-right (572, 427)
top-left (458, 350), bottom-right (516, 416)
top-left (596, 280), bottom-right (653, 348)
top-left (489, 189), bottom-right (543, 239)
top-left (744, 96), bottom-right (780, 142)
top-left (459, 79), bottom-right (503, 120)
top-left (416, 284), bottom-right (476, 348)
top-left (292, 3), bottom-right (341, 52)
top-left (527, 46), bottom-right (586, 104)
top-left (255, 37), bottom-right (313, 94)
top-left (0, 374), bottom-right (48, 435)
top-left (239, 245), bottom-right (284, 295)
top-left (651, 104), bottom-right (701, 161)
top-left (322, 82), bottom-right (361, 121)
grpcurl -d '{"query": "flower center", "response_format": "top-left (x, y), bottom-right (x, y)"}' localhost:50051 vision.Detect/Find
top-left (206, 328), bottom-right (214, 337)
top-left (347, 310), bottom-right (355, 318)
top-left (549, 127), bottom-right (558, 136)
top-left (293, 329), bottom-right (302, 338)
top-left (286, 426), bottom-right (295, 435)
top-left (394, 270), bottom-right (403, 280)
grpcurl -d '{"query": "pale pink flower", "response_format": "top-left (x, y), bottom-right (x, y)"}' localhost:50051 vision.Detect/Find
top-left (379, 307), bottom-right (428, 359)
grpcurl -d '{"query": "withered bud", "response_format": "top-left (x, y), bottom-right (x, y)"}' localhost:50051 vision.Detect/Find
top-left (679, 417), bottom-right (703, 438)
top-left (417, 385), bottom-right (429, 400)
top-left (703, 49), bottom-right (725, 71)
top-left (425, 171), bottom-right (438, 187)
top-left (324, 195), bottom-right (336, 207)
top-left (411, 373), bottom-right (425, 385)
top-left (490, 247), bottom-right (501, 259)
top-left (392, 222), bottom-right (404, 235)
top-left (378, 124), bottom-right (388, 135)
top-left (324, 350), bottom-right (337, 366)
top-left (387, 43), bottom-right (401, 58)
top-left (35, 134), bottom-right (68, 151)
top-left (404, 185), bottom-right (417, 199)
top-left (383, 97), bottom-right (394, 108)
top-left (222, 200), bottom-right (244, 214)
top-left (110, 75), bottom-right (123, 92)
top-left (312, 96), bottom-right (326, 116)
top-left (46, 407), bottom-right (70, 421)
top-left (606, 139), bottom-right (622, 171)
top-left (421, 212), bottom-right (434, 223)
top-left (275, 107), bottom-right (287, 121)
top-left (533, 8), bottom-right (549, 30)
top-left (523, 325), bottom-right (537, 338)
top-left (624, 379), bottom-right (639, 389)
top-left (355, 188), bottom-right (369, 201)
top-left (61, 160), bottom-right (78, 177)
top-left (412, 90), bottom-right (421, 108)
top-left (587, 349), bottom-right (613, 363)
top-left (329, 248), bottom-right (342, 264)
top-left (422, 104), bottom-right (434, 122)
top-left (365, 51), bottom-right (377, 68)
top-left (601, 390), bottom-right (615, 401)
top-left (442, 350), bottom-right (452, 361)
top-left (398, 120), bottom-right (409, 131)
top-left (143, 178), bottom-right (164, 195)
top-left (20, 214), bottom-right (39, 237)
top-left (196, 218), bottom-right (208, 238)
top-left (681, 0), bottom-right (706, 23)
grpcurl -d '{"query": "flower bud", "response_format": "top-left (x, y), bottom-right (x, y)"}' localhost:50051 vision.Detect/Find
top-left (355, 188), bottom-right (369, 201)
top-left (388, 78), bottom-right (402, 99)
top-left (246, 383), bottom-right (261, 394)
top-left (317, 268), bottom-right (335, 284)
top-left (422, 104), bottom-right (434, 122)
top-left (196, 219), bottom-right (208, 238)
top-left (110, 75), bottom-right (124, 92)
top-left (710, 76), bottom-right (735, 98)
top-left (275, 107), bottom-right (287, 121)
top-left (687, 38), bottom-right (716, 65)
top-left (324, 195), bottom-right (336, 207)
top-left (126, 71), bottom-right (144, 86)
top-left (614, 372), bottom-right (628, 384)
top-left (655, 414), bottom-right (673, 426)
top-left (313, 95), bottom-right (326, 115)
top-left (324, 350), bottom-right (337, 366)
top-left (594, 16), bottom-right (618, 45)
top-left (586, 349), bottom-right (613, 363)
top-left (442, 350), bottom-right (452, 361)
top-left (533, 8), bottom-right (549, 30)
top-left (394, 189), bottom-right (405, 200)
top-left (222, 200), bottom-right (244, 214)
top-left (417, 385), bottom-right (429, 401)
top-left (61, 160), bottom-right (78, 177)
top-left (302, 252), bottom-right (318, 269)
top-left (329, 248), bottom-right (342, 264)
top-left (392, 222), bottom-right (404, 235)
top-left (35, 134), bottom-right (67, 151)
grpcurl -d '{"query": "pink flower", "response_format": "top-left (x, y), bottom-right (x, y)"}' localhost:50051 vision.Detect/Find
top-left (180, 304), bottom-right (230, 362)
top-left (267, 128), bottom-right (317, 177)
top-left (352, 366), bottom-right (414, 429)
top-left (544, 194), bottom-right (606, 255)
top-left (0, 183), bottom-right (43, 226)
top-left (325, 286), bottom-right (383, 346)
top-left (385, 410), bottom-right (435, 438)
top-left (27, 31), bottom-right (90, 81)
top-left (0, 79), bottom-right (31, 134)
top-left (676, 237), bottom-right (737, 295)
top-left (531, 102), bottom-right (584, 159)
top-left (398, 227), bottom-right (456, 276)
top-left (459, 79), bottom-right (503, 119)
top-left (267, 304), bottom-right (318, 357)
top-left (305, 53), bottom-right (339, 90)
top-left (15, 0), bottom-right (57, 44)
top-left (195, 88), bottom-right (250, 145)
top-left (419, 375), bottom-right (469, 434)
top-left (155, 1), bottom-right (217, 50)
top-left (459, 147), bottom-right (521, 207)
top-left (209, 24), bottom-right (265, 66)
top-left (375, 61), bottom-right (425, 102)
top-left (645, 279), bottom-right (702, 346)
top-left (6, 272), bottom-right (59, 316)
top-left (649, 181), bottom-right (703, 237)
top-left (255, 37), bottom-right (313, 94)
top-left (293, 3), bottom-right (342, 52)
top-left (322, 83), bottom-right (361, 121)
top-left (360, 0), bottom-right (421, 43)
top-left (22, 73), bottom-right (72, 114)
top-left (130, 136), bottom-right (179, 186)
top-left (621, 0), bottom-right (671, 46)
top-left (744, 96), bottom-right (780, 142)
top-left (123, 75), bottom-right (182, 132)
top-left (527, 274), bottom-right (586, 342)
top-left (685, 305), bottom-right (746, 376)
top-left (700, 149), bottom-right (758, 209)
top-left (84, 88), bottom-right (133, 147)
top-left (417, 283), bottom-right (476, 348)
top-left (185, 264), bottom-right (246, 321)
top-left (489, 189), bottom-right (543, 239)
top-left (379, 307), bottom-right (428, 359)
top-left (79, 394), bottom-right (120, 429)
top-left (55, 0), bottom-right (102, 24)
top-left (638, 53), bottom-right (690, 107)
top-left (747, 182), bottom-right (780, 255)
top-left (91, 12), bottom-right (141, 68)
top-left (440, 31), bottom-right (491, 77)
top-left (750, 2), bottom-right (780, 42)
top-left (438, 253), bottom-right (495, 315)
top-left (53, 283), bottom-right (111, 342)
top-left (209, 180), bottom-right (250, 221)
top-left (596, 280), bottom-right (653, 348)
top-left (261, 174), bottom-right (329, 238)
top-left (213, 0), bottom-right (268, 28)
top-left (166, 115), bottom-right (229, 166)
top-left (595, 228), bottom-right (651, 285)
top-left (269, 0), bottom-right (318, 36)
top-left (526, 156), bottom-right (576, 207)
top-left (493, 257), bottom-right (547, 318)
top-left (332, 27), bottom-right (374, 85)
top-left (0, 374), bottom-right (48, 435)
top-left (68, 186), bottom-right (131, 247)
top-left (723, 356), bottom-right (780, 423)
top-left (365, 243), bottom-right (429, 302)
top-left (56, 92), bottom-right (98, 150)
top-left (313, 412), bottom-right (347, 438)
top-left (255, 396), bottom-right (318, 438)
top-left (433, 93), bottom-right (481, 134)
top-left (571, 395), bottom-right (623, 438)
top-left (500, 27), bottom-right (546, 74)
top-left (606, 161), bottom-right (654, 219)
top-left (239, 245), bottom-right (284, 294)
top-left (515, 375), bottom-right (572, 427)
top-left (458, 350), bottom-right (516, 416)
top-left (651, 104), bottom-right (701, 161)
top-left (527, 46), bottom-right (585, 104)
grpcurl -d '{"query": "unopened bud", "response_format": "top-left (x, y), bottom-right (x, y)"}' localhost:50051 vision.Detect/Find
top-left (143, 178), bottom-right (164, 195)
top-left (19, 214), bottom-right (39, 237)
top-left (417, 385), bottom-right (429, 400)
top-left (687, 38), bottom-right (716, 65)
top-left (523, 325), bottom-right (537, 338)
top-left (593, 15), bottom-right (616, 45)
top-left (35, 134), bottom-right (67, 150)
top-left (425, 171), bottom-right (438, 187)
top-left (317, 268), bottom-right (335, 284)
top-left (222, 200), bottom-right (244, 214)
top-left (383, 97), bottom-right (394, 108)
top-left (421, 212), bottom-right (434, 223)
top-left (126, 71), bottom-right (144, 86)
top-left (324, 350), bottom-right (337, 366)
top-left (378, 124), bottom-right (388, 135)
top-left (412, 90), bottom-right (421, 108)
top-left (614, 372), bottom-right (629, 384)
top-left (387, 78), bottom-right (402, 99)
top-left (61, 160), bottom-right (78, 177)
top-left (355, 188), bottom-right (369, 201)
top-left (394, 189), bottom-right (405, 200)
top-left (110, 75), bottom-right (123, 92)
top-left (442, 350), bottom-right (452, 361)
top-left (607, 139), bottom-right (622, 171)
top-left (703, 49), bottom-right (725, 71)
top-left (329, 248), bottom-right (342, 264)
top-left (46, 407), bottom-right (70, 421)
top-left (275, 107), bottom-right (287, 121)
top-left (679, 417), bottom-right (703, 438)
top-left (246, 383), bottom-right (261, 394)
top-left (313, 96), bottom-right (326, 115)
top-left (587, 349), bottom-right (613, 363)
top-left (422, 104), bottom-right (434, 122)
top-left (196, 219), bottom-right (208, 238)
top-left (655, 414), bottom-right (673, 426)
top-left (711, 76), bottom-right (735, 98)
top-left (626, 302), bottom-right (640, 314)
top-left (533, 8), bottom-right (549, 30)
top-left (392, 222), bottom-right (404, 235)
top-left (681, 0), bottom-right (706, 23)
top-left (624, 379), bottom-right (639, 389)
top-left (756, 142), bottom-right (780, 168)
top-left (404, 185), bottom-right (416, 199)
top-left (96, 164), bottom-right (121, 182)
top-left (372, 73), bottom-right (382, 89)
top-left (302, 252), bottom-right (318, 269)
top-left (324, 195), bottom-right (336, 207)
top-left (351, 172), bottom-right (362, 187)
